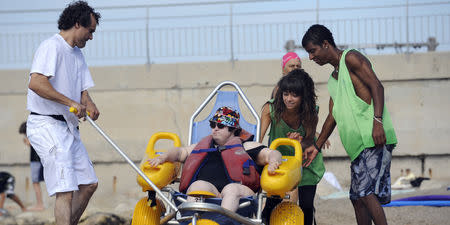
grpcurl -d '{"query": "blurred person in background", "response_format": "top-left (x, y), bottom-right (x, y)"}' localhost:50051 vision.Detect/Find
top-left (19, 122), bottom-right (45, 211)
top-left (270, 52), bottom-right (302, 99)
top-left (0, 172), bottom-right (27, 216)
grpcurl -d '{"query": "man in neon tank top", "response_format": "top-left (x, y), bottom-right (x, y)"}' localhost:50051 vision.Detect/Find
top-left (301, 24), bottom-right (397, 225)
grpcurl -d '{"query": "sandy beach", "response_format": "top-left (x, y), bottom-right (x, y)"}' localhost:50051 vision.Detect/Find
top-left (315, 178), bottom-right (450, 225)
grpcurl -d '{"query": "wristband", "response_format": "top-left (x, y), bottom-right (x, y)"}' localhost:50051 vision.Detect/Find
top-left (373, 116), bottom-right (383, 124)
top-left (313, 141), bottom-right (322, 153)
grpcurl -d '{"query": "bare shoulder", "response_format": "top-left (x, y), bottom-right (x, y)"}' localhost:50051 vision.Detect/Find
top-left (345, 50), bottom-right (372, 70)
top-left (261, 102), bottom-right (270, 114)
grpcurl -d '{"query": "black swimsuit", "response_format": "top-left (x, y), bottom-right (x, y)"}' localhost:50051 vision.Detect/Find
top-left (195, 142), bottom-right (265, 192)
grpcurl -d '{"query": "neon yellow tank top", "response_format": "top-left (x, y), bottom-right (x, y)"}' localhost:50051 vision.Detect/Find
top-left (327, 49), bottom-right (397, 161)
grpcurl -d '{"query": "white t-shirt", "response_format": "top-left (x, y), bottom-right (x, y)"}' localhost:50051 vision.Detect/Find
top-left (27, 34), bottom-right (94, 134)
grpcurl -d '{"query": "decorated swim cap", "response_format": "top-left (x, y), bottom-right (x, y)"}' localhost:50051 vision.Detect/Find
top-left (210, 106), bottom-right (240, 128)
top-left (282, 52), bottom-right (301, 69)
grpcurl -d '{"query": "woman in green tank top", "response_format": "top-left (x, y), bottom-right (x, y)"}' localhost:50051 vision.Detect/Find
top-left (260, 69), bottom-right (325, 225)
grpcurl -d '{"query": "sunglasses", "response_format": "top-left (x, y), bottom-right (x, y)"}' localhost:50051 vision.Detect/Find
top-left (209, 121), bottom-right (226, 129)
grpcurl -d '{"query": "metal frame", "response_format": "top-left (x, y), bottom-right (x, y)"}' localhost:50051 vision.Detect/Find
top-left (83, 116), bottom-right (265, 224)
top-left (83, 116), bottom-right (178, 212)
top-left (177, 202), bottom-right (260, 225)
top-left (161, 186), bottom-right (266, 224)
top-left (188, 80), bottom-right (260, 145)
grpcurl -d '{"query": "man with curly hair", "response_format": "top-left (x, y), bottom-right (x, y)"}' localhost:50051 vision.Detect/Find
top-left (26, 1), bottom-right (101, 224)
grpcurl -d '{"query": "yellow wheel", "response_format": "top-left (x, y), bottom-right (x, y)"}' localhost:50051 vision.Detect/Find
top-left (131, 197), bottom-right (164, 225)
top-left (269, 202), bottom-right (304, 225)
top-left (189, 219), bottom-right (219, 225)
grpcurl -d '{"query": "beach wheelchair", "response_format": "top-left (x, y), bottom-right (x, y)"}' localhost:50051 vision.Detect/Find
top-left (131, 81), bottom-right (305, 225)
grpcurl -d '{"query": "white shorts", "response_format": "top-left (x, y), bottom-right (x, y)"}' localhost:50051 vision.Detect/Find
top-left (27, 115), bottom-right (98, 196)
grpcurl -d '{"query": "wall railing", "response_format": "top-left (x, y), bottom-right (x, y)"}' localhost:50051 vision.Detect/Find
top-left (0, 1), bottom-right (449, 69)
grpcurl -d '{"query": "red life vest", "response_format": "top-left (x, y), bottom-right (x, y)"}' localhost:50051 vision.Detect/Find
top-left (179, 131), bottom-right (260, 193)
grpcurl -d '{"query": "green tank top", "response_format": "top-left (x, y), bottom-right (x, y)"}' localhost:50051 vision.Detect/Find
top-left (327, 49), bottom-right (397, 161)
top-left (267, 99), bottom-right (325, 186)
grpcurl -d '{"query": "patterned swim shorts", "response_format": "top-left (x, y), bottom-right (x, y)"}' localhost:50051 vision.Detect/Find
top-left (349, 145), bottom-right (394, 204)
top-left (0, 174), bottom-right (15, 197)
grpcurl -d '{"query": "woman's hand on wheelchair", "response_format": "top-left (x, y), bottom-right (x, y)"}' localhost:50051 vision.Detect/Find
top-left (286, 132), bottom-right (303, 142)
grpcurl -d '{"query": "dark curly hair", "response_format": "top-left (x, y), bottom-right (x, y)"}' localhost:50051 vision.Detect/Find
top-left (58, 1), bottom-right (101, 30)
top-left (273, 69), bottom-right (318, 138)
top-left (302, 24), bottom-right (336, 48)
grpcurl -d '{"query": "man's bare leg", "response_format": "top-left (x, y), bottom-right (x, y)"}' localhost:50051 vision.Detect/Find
top-left (352, 199), bottom-right (372, 225)
top-left (29, 182), bottom-right (45, 211)
top-left (359, 194), bottom-right (388, 225)
top-left (221, 183), bottom-right (254, 212)
top-left (55, 192), bottom-right (73, 225)
top-left (70, 183), bottom-right (98, 225)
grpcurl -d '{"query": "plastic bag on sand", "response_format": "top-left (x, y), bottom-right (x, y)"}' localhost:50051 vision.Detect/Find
top-left (323, 172), bottom-right (343, 191)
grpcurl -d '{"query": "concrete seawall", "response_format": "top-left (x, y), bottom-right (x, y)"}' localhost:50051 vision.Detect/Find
top-left (1, 51), bottom-right (449, 203)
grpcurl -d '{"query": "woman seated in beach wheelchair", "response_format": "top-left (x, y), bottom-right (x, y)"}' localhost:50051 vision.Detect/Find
top-left (133, 107), bottom-right (301, 224)
top-left (132, 106), bottom-right (305, 225)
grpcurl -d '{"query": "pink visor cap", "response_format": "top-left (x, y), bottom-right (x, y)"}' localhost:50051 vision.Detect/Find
top-left (282, 52), bottom-right (301, 69)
